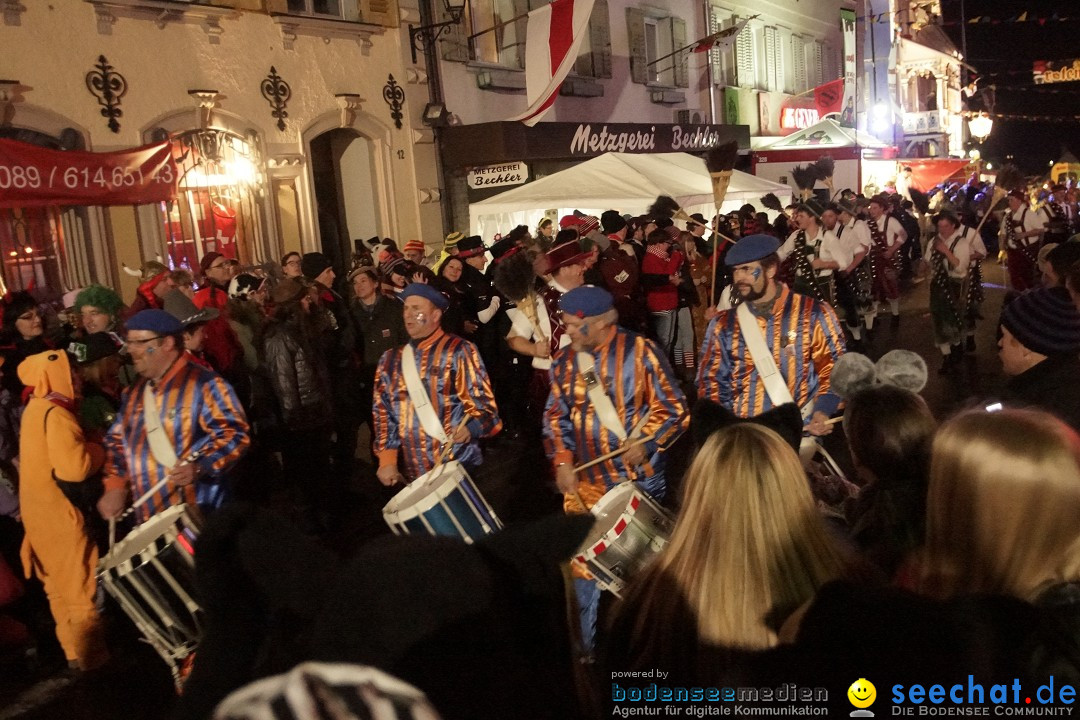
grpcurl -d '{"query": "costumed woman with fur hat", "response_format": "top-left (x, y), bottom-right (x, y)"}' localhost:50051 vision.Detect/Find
top-left (17, 350), bottom-right (108, 671)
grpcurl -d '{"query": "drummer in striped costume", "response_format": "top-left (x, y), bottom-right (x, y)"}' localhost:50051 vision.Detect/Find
top-left (697, 235), bottom-right (845, 434)
top-left (543, 285), bottom-right (688, 511)
top-left (97, 310), bottom-right (250, 524)
top-left (374, 283), bottom-right (502, 486)
top-left (543, 285), bottom-right (688, 653)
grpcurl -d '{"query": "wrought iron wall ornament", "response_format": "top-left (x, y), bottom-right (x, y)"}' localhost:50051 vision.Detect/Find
top-left (261, 66), bottom-right (291, 132)
top-left (383, 74), bottom-right (404, 130)
top-left (85, 55), bottom-right (127, 134)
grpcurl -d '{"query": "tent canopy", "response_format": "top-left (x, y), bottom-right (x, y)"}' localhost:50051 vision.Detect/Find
top-left (469, 152), bottom-right (791, 237)
top-left (764, 118), bottom-right (888, 150)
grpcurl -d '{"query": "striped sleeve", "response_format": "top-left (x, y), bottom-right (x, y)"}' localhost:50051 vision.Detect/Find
top-left (373, 348), bottom-right (400, 468)
top-left (192, 374), bottom-right (251, 476)
top-left (102, 389), bottom-right (134, 493)
top-left (543, 359), bottom-right (575, 467)
top-left (638, 337), bottom-right (689, 453)
top-left (809, 300), bottom-right (846, 416)
top-left (696, 313), bottom-right (733, 408)
top-left (452, 339), bottom-right (502, 438)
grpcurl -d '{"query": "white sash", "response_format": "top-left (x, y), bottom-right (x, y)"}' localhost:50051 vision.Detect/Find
top-left (507, 296), bottom-right (554, 370)
top-left (735, 302), bottom-right (813, 421)
top-left (401, 343), bottom-right (450, 444)
top-left (142, 382), bottom-right (180, 468)
top-left (575, 353), bottom-right (627, 442)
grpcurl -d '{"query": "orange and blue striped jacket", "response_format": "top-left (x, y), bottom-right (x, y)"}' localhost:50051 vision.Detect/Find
top-left (697, 284), bottom-right (845, 419)
top-left (544, 328), bottom-right (688, 512)
top-left (103, 354), bottom-right (250, 522)
top-left (374, 328), bottom-right (502, 481)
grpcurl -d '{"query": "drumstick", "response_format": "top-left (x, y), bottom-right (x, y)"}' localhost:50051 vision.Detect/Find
top-left (825, 416), bottom-right (844, 426)
top-left (574, 433), bottom-right (657, 474)
top-left (435, 417), bottom-right (472, 468)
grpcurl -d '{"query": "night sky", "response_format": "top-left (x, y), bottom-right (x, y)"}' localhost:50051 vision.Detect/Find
top-left (939, 0), bottom-right (1080, 173)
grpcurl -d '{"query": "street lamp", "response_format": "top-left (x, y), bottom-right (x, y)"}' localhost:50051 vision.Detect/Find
top-left (410, 0), bottom-right (468, 64)
top-left (968, 113), bottom-right (993, 141)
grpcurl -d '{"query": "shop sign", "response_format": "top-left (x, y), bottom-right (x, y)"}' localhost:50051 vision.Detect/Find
top-left (1033, 59), bottom-right (1080, 85)
top-left (780, 106), bottom-right (821, 130)
top-left (568, 124), bottom-right (725, 155)
top-left (0, 139), bottom-right (176, 208)
top-left (468, 161), bottom-right (529, 189)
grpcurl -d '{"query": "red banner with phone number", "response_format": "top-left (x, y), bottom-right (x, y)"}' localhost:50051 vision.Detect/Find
top-left (0, 138), bottom-right (177, 208)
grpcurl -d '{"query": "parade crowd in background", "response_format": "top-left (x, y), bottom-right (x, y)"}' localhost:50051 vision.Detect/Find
top-left (1, 170), bottom-right (1080, 718)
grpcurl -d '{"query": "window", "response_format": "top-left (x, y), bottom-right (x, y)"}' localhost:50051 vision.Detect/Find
top-left (468, 0), bottom-right (536, 67)
top-left (627, 8), bottom-right (687, 87)
top-left (574, 0), bottom-right (612, 78)
top-left (287, 0), bottom-right (345, 19)
top-left (708, 8), bottom-right (738, 87)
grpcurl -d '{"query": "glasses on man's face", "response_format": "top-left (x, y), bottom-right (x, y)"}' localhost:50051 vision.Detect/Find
top-left (126, 336), bottom-right (163, 348)
top-left (208, 262), bottom-right (228, 271)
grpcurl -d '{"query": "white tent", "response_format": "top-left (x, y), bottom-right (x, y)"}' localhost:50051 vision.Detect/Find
top-left (469, 152), bottom-right (792, 238)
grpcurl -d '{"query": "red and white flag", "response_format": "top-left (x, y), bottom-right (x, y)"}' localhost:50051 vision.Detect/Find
top-left (508, 0), bottom-right (596, 126)
top-left (691, 16), bottom-right (751, 53)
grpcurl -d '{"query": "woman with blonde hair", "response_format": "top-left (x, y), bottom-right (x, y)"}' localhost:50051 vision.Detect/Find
top-left (920, 408), bottom-right (1080, 602)
top-left (603, 424), bottom-right (846, 679)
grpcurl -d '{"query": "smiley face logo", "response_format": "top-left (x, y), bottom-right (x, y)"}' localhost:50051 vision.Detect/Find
top-left (848, 678), bottom-right (876, 709)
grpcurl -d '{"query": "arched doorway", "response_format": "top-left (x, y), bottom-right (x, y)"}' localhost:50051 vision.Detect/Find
top-left (308, 128), bottom-right (381, 272)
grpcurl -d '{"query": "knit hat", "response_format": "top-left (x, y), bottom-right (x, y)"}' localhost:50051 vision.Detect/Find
top-left (577, 216), bottom-right (600, 236)
top-left (400, 282), bottom-right (449, 310)
top-left (200, 251), bottom-right (225, 273)
top-left (444, 231), bottom-right (465, 248)
top-left (1001, 287), bottom-right (1080, 357)
top-left (600, 210), bottom-right (626, 235)
top-left (403, 239), bottom-right (426, 255)
top-left (270, 278), bottom-right (308, 305)
top-left (558, 215), bottom-right (582, 230)
top-left (379, 251), bottom-right (407, 278)
top-left (300, 252), bottom-right (333, 280)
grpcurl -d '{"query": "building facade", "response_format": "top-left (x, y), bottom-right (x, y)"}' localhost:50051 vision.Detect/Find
top-left (0, 0), bottom-right (424, 301)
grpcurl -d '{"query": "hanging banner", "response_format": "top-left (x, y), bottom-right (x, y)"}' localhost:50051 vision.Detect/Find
top-left (0, 139), bottom-right (177, 208)
top-left (814, 78), bottom-right (845, 117)
top-left (839, 9), bottom-right (857, 128)
top-left (1034, 59), bottom-right (1080, 85)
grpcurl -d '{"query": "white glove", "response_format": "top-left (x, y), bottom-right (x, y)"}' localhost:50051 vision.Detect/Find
top-left (477, 295), bottom-right (501, 324)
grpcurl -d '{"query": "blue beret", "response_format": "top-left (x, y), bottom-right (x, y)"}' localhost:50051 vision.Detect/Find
top-left (725, 234), bottom-right (781, 267)
top-left (400, 283), bottom-right (449, 311)
top-left (559, 285), bottom-right (614, 318)
top-left (126, 309), bottom-right (183, 335)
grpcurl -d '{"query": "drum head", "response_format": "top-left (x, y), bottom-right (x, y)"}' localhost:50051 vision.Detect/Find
top-left (580, 483), bottom-right (639, 550)
top-left (382, 461), bottom-right (466, 521)
top-left (101, 504), bottom-right (192, 569)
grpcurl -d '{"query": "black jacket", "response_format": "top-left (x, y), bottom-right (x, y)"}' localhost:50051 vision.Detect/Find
top-left (1003, 354), bottom-right (1080, 432)
top-left (349, 295), bottom-right (407, 369)
top-left (263, 317), bottom-right (332, 430)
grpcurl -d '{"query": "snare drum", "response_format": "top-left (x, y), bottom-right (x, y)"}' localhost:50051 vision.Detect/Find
top-left (382, 461), bottom-right (502, 543)
top-left (573, 483), bottom-right (674, 597)
top-left (97, 504), bottom-right (202, 683)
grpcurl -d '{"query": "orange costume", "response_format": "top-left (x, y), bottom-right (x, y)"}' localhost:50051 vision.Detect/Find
top-left (17, 350), bottom-right (107, 670)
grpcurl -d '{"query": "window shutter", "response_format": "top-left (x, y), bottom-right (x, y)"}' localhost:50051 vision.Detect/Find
top-left (671, 16), bottom-right (688, 87)
top-left (440, 1), bottom-right (470, 62)
top-left (734, 16), bottom-right (754, 88)
top-left (359, 0), bottom-right (398, 27)
top-left (583, 0), bottom-right (612, 78)
top-left (791, 35), bottom-right (807, 93)
top-left (626, 7), bottom-right (648, 84)
top-left (764, 26), bottom-right (783, 92)
top-left (707, 9), bottom-right (722, 84)
top-left (811, 41), bottom-right (824, 88)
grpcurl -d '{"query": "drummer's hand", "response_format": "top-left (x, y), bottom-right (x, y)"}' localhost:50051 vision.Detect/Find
top-left (622, 442), bottom-right (646, 468)
top-left (807, 411), bottom-right (833, 437)
top-left (555, 464), bottom-right (577, 495)
top-left (377, 465), bottom-right (404, 486)
top-left (168, 462), bottom-right (197, 487)
top-left (98, 488), bottom-right (127, 520)
top-left (452, 424), bottom-right (472, 444)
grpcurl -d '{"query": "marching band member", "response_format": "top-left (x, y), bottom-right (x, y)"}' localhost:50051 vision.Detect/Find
top-left (1045, 184), bottom-right (1074, 245)
top-left (866, 194), bottom-right (908, 327)
top-left (98, 310), bottom-right (250, 524)
top-left (697, 235), bottom-right (845, 438)
top-left (825, 202), bottom-right (874, 343)
top-left (543, 285), bottom-right (688, 651)
top-left (778, 204), bottom-right (851, 307)
top-left (1003, 190), bottom-right (1047, 291)
top-left (373, 284), bottom-right (502, 486)
top-left (929, 211), bottom-right (987, 374)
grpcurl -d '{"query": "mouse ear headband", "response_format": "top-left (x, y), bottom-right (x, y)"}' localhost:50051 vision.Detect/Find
top-left (830, 350), bottom-right (928, 399)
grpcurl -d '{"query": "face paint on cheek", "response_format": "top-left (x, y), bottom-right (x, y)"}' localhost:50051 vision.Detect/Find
top-left (580, 322), bottom-right (589, 335)
top-left (751, 268), bottom-right (762, 281)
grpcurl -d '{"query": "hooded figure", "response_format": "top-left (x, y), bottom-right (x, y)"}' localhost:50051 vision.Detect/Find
top-left (17, 350), bottom-right (108, 671)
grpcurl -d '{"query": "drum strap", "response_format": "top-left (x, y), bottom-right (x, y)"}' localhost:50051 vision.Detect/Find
top-left (736, 302), bottom-right (812, 421)
top-left (401, 343), bottom-right (450, 444)
top-left (143, 382), bottom-right (180, 469)
top-left (575, 353), bottom-right (627, 443)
